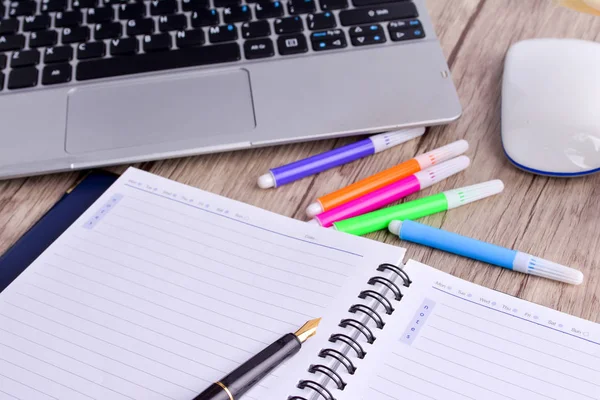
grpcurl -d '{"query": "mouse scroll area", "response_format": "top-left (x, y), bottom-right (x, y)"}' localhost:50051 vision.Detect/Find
top-left (65, 69), bottom-right (256, 154)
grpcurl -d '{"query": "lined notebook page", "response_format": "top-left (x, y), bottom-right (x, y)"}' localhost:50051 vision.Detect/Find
top-left (0, 167), bottom-right (405, 400)
top-left (360, 261), bottom-right (600, 400)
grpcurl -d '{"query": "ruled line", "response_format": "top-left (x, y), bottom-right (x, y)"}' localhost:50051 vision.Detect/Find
top-left (0, 324), bottom-right (197, 394)
top-left (0, 308), bottom-right (211, 383)
top-left (0, 389), bottom-right (22, 400)
top-left (439, 302), bottom-right (600, 361)
top-left (410, 346), bottom-right (556, 400)
top-left (0, 343), bottom-right (141, 400)
top-left (84, 229), bottom-right (335, 297)
top-left (0, 372), bottom-right (60, 400)
top-left (373, 375), bottom-right (439, 400)
top-left (120, 199), bottom-right (357, 267)
top-left (428, 324), bottom-right (600, 390)
top-left (65, 241), bottom-right (325, 308)
top-left (0, 330), bottom-right (184, 399)
top-left (433, 287), bottom-right (600, 346)
top-left (27, 275), bottom-right (249, 363)
top-left (391, 352), bottom-right (518, 400)
top-left (432, 314), bottom-right (600, 373)
top-left (384, 363), bottom-right (476, 400)
top-left (420, 336), bottom-right (597, 400)
top-left (124, 185), bottom-right (364, 257)
top-left (100, 220), bottom-right (343, 288)
top-left (112, 210), bottom-right (350, 277)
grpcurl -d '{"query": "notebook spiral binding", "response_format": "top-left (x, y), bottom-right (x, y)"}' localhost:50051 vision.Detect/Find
top-left (288, 263), bottom-right (412, 400)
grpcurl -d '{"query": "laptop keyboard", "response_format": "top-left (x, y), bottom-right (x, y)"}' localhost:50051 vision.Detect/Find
top-left (0, 0), bottom-right (425, 91)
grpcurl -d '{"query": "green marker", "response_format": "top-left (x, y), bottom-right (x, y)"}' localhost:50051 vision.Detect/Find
top-left (332, 180), bottom-right (504, 236)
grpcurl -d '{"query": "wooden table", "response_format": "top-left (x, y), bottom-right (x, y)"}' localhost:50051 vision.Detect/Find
top-left (1, 0), bottom-right (599, 323)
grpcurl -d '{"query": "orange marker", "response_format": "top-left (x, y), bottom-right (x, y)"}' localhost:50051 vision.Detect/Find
top-left (305, 140), bottom-right (469, 217)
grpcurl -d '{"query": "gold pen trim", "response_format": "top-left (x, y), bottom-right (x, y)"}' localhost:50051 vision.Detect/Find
top-left (215, 381), bottom-right (234, 400)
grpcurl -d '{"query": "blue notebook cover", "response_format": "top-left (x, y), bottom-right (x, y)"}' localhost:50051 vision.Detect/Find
top-left (0, 171), bottom-right (118, 292)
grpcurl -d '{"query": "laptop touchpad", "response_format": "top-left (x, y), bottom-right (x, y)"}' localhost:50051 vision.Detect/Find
top-left (65, 69), bottom-right (255, 154)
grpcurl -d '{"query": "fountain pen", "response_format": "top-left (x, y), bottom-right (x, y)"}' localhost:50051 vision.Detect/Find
top-left (194, 318), bottom-right (321, 400)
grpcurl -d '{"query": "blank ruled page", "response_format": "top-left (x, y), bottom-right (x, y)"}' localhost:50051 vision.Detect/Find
top-left (361, 261), bottom-right (600, 400)
top-left (0, 167), bottom-right (405, 400)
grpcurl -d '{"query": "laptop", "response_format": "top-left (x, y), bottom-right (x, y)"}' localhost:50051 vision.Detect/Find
top-left (0, 0), bottom-right (461, 179)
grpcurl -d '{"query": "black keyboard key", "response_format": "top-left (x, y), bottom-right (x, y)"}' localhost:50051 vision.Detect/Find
top-left (44, 45), bottom-right (73, 63)
top-left (244, 37), bottom-right (273, 59)
top-left (55, 11), bottom-right (83, 27)
top-left (110, 37), bottom-right (138, 55)
top-left (214, 0), bottom-right (240, 7)
top-left (288, 0), bottom-right (315, 14)
top-left (353, 0), bottom-right (403, 6)
top-left (351, 32), bottom-right (384, 46)
top-left (77, 42), bottom-right (240, 80)
top-left (0, 73), bottom-right (4, 90)
top-left (175, 29), bottom-right (204, 48)
top-left (77, 41), bottom-right (106, 59)
top-left (319, 0), bottom-right (347, 10)
top-left (29, 30), bottom-right (58, 47)
top-left (150, 0), bottom-right (177, 16)
top-left (389, 25), bottom-right (424, 41)
top-left (307, 12), bottom-right (335, 30)
top-left (87, 7), bottom-right (114, 23)
top-left (255, 1), bottom-right (283, 19)
top-left (23, 15), bottom-right (51, 31)
top-left (191, 9), bottom-right (219, 27)
top-left (8, 67), bottom-right (38, 89)
top-left (311, 28), bottom-right (346, 51)
top-left (94, 21), bottom-right (122, 39)
top-left (0, 35), bottom-right (26, 52)
top-left (11, 49), bottom-right (40, 67)
top-left (40, 0), bottom-right (68, 12)
top-left (277, 33), bottom-right (307, 55)
top-left (9, 1), bottom-right (37, 17)
top-left (126, 18), bottom-right (155, 35)
top-left (158, 14), bottom-right (187, 31)
top-left (142, 32), bottom-right (171, 52)
top-left (223, 5), bottom-right (251, 23)
top-left (349, 23), bottom-right (382, 36)
top-left (118, 3), bottom-right (146, 20)
top-left (0, 55), bottom-right (6, 69)
top-left (0, 19), bottom-right (20, 35)
top-left (340, 3), bottom-right (417, 26)
top-left (101, 0), bottom-right (129, 5)
top-left (72, 0), bottom-right (97, 8)
top-left (208, 24), bottom-right (237, 43)
top-left (388, 18), bottom-right (421, 31)
top-left (274, 16), bottom-right (303, 34)
top-left (42, 63), bottom-right (72, 85)
top-left (181, 0), bottom-right (209, 11)
top-left (241, 20), bottom-right (270, 39)
top-left (62, 26), bottom-right (90, 43)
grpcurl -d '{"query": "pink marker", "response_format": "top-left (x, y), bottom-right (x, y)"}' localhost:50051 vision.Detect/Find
top-left (310, 156), bottom-right (471, 227)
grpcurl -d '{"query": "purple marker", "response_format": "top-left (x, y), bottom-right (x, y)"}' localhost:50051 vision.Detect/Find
top-left (257, 128), bottom-right (426, 189)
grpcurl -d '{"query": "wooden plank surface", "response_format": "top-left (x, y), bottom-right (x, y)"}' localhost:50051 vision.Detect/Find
top-left (1, 0), bottom-right (599, 323)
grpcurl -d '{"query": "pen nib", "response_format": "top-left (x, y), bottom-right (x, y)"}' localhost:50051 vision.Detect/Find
top-left (294, 318), bottom-right (321, 343)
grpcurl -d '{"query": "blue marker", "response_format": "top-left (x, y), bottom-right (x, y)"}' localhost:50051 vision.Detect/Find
top-left (388, 220), bottom-right (584, 285)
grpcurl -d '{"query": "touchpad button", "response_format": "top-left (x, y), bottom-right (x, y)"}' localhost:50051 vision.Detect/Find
top-left (65, 69), bottom-right (255, 154)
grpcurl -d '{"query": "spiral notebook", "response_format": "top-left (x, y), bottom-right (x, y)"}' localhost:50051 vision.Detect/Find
top-left (1, 168), bottom-right (599, 400)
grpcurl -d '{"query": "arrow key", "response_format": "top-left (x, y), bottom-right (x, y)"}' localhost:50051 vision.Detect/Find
top-left (351, 33), bottom-right (385, 46)
top-left (42, 63), bottom-right (72, 85)
top-left (349, 23), bottom-right (382, 36)
top-left (310, 29), bottom-right (347, 51)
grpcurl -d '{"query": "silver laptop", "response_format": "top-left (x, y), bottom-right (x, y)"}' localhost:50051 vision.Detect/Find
top-left (0, 0), bottom-right (460, 179)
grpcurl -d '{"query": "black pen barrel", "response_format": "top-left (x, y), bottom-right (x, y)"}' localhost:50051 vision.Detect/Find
top-left (194, 333), bottom-right (301, 400)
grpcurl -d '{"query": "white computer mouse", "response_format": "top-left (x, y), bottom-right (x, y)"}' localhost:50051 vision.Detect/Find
top-left (502, 39), bottom-right (600, 176)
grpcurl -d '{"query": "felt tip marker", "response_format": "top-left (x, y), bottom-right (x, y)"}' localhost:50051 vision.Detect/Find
top-left (257, 128), bottom-right (426, 189)
top-left (306, 140), bottom-right (469, 218)
top-left (333, 180), bottom-right (504, 236)
top-left (311, 156), bottom-right (471, 227)
top-left (388, 220), bottom-right (584, 285)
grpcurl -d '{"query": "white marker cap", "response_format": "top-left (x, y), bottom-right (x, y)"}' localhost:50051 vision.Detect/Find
top-left (414, 140), bottom-right (469, 170)
top-left (258, 173), bottom-right (276, 189)
top-left (443, 180), bottom-right (505, 209)
top-left (306, 202), bottom-right (323, 218)
top-left (370, 127), bottom-right (426, 153)
top-left (388, 220), bottom-right (403, 235)
top-left (413, 156), bottom-right (471, 189)
top-left (513, 252), bottom-right (584, 285)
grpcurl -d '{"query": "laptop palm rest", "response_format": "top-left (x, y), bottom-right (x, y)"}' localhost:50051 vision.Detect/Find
top-left (65, 69), bottom-right (256, 154)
